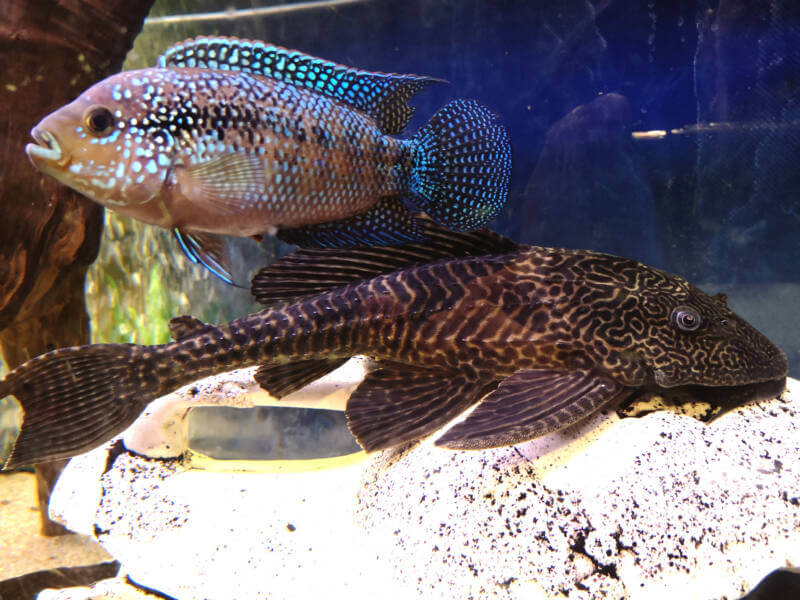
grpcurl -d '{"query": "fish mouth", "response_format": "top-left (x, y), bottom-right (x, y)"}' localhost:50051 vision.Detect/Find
top-left (26, 128), bottom-right (67, 167)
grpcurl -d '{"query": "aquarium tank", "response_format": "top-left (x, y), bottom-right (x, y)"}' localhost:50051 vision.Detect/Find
top-left (0, 0), bottom-right (798, 598)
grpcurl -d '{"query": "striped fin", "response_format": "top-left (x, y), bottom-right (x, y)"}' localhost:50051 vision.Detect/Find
top-left (1, 345), bottom-right (154, 469)
top-left (255, 359), bottom-right (347, 398)
top-left (345, 364), bottom-right (486, 452)
top-left (435, 369), bottom-right (628, 450)
top-left (157, 36), bottom-right (445, 134)
top-left (251, 223), bottom-right (518, 305)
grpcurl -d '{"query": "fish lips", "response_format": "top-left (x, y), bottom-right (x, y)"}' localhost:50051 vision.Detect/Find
top-left (26, 128), bottom-right (67, 170)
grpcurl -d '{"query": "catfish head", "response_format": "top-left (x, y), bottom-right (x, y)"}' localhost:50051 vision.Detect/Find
top-left (580, 255), bottom-right (789, 390)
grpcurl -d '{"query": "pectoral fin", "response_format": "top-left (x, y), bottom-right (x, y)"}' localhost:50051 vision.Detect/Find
top-left (175, 153), bottom-right (268, 216)
top-left (255, 358), bottom-right (347, 398)
top-left (435, 369), bottom-right (628, 450)
top-left (345, 364), bottom-right (486, 452)
top-left (173, 229), bottom-right (236, 285)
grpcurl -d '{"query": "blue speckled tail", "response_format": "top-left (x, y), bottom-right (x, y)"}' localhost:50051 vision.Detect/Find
top-left (410, 99), bottom-right (512, 231)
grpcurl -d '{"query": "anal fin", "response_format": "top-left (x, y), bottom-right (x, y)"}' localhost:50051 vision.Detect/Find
top-left (345, 364), bottom-right (485, 452)
top-left (277, 197), bottom-right (426, 249)
top-left (255, 359), bottom-right (347, 398)
top-left (435, 369), bottom-right (629, 450)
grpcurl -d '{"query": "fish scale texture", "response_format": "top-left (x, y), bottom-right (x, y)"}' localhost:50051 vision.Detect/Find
top-left (157, 36), bottom-right (439, 135)
top-left (26, 35), bottom-right (514, 282)
top-left (411, 99), bottom-right (512, 230)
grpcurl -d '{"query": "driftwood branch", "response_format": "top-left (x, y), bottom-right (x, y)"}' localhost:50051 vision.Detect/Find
top-left (0, 0), bottom-right (156, 535)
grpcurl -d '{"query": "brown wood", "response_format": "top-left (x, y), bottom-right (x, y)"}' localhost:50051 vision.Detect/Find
top-left (0, 0), bottom-right (156, 535)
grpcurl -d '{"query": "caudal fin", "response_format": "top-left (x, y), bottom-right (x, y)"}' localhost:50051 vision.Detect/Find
top-left (410, 99), bottom-right (512, 230)
top-left (1, 344), bottom-right (156, 469)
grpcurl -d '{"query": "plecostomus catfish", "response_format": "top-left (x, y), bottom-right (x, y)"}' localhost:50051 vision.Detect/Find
top-left (0, 226), bottom-right (788, 468)
top-left (25, 36), bottom-right (511, 282)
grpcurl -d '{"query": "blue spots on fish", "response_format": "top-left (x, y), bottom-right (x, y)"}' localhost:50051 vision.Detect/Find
top-left (409, 99), bottom-right (512, 231)
top-left (277, 197), bottom-right (427, 248)
top-left (157, 36), bottom-right (445, 135)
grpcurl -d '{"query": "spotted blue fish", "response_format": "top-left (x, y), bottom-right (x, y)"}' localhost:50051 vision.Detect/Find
top-left (25, 36), bottom-right (512, 282)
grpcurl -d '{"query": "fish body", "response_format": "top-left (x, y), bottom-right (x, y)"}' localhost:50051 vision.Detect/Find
top-left (25, 37), bottom-right (512, 281)
top-left (0, 227), bottom-right (788, 468)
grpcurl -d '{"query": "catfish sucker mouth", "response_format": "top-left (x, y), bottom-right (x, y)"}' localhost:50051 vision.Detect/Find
top-left (26, 128), bottom-right (68, 169)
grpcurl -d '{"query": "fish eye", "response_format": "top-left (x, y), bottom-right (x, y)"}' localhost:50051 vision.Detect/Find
top-left (84, 106), bottom-right (115, 137)
top-left (670, 305), bottom-right (702, 332)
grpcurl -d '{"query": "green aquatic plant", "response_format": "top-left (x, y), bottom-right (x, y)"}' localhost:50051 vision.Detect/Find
top-left (85, 211), bottom-right (267, 345)
top-left (86, 213), bottom-right (193, 345)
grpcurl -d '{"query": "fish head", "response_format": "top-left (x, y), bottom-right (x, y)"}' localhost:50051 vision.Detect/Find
top-left (622, 271), bottom-right (789, 388)
top-left (25, 69), bottom-right (179, 216)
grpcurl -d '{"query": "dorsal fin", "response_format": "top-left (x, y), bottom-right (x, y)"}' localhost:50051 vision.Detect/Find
top-left (251, 223), bottom-right (519, 306)
top-left (157, 36), bottom-right (445, 134)
top-left (168, 315), bottom-right (214, 341)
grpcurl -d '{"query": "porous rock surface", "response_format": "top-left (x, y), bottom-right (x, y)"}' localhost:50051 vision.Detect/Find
top-left (356, 377), bottom-right (800, 599)
top-left (43, 378), bottom-right (800, 600)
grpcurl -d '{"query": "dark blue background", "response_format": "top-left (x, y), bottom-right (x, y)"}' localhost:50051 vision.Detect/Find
top-left (152, 0), bottom-right (800, 374)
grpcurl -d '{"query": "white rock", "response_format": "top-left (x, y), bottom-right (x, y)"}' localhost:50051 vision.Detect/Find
top-left (38, 577), bottom-right (154, 600)
top-left (45, 377), bottom-right (799, 600)
top-left (358, 377), bottom-right (800, 600)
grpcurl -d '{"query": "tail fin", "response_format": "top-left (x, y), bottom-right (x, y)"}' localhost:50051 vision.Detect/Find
top-left (1, 344), bottom-right (156, 469)
top-left (409, 99), bottom-right (512, 230)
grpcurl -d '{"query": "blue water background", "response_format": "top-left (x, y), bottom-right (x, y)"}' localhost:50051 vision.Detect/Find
top-left (155, 0), bottom-right (798, 374)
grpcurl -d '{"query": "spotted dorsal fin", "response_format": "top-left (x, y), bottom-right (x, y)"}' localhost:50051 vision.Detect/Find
top-left (157, 36), bottom-right (445, 134)
top-left (251, 223), bottom-right (519, 305)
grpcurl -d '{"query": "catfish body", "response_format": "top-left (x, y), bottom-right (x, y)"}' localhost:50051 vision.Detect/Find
top-left (25, 37), bottom-right (511, 282)
top-left (0, 228), bottom-right (788, 468)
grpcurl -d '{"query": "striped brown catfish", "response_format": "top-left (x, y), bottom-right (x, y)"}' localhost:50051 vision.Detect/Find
top-left (0, 227), bottom-right (788, 468)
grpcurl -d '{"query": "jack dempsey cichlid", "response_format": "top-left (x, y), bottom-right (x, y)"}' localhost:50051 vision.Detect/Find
top-left (25, 36), bottom-right (512, 282)
top-left (0, 226), bottom-right (788, 468)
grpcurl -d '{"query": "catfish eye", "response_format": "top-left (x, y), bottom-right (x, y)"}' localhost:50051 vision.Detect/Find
top-left (84, 106), bottom-right (115, 136)
top-left (670, 305), bottom-right (702, 331)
